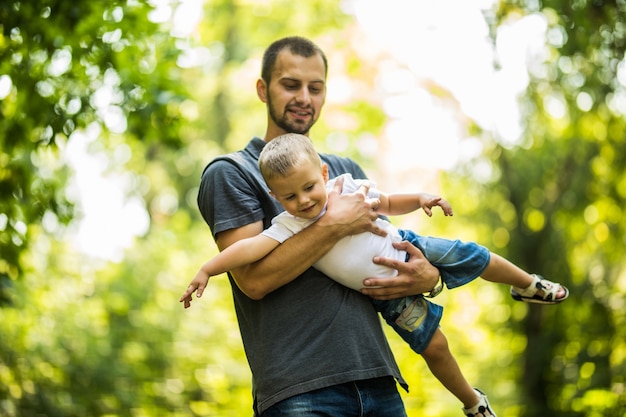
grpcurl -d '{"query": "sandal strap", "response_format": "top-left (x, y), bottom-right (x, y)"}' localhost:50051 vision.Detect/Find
top-left (462, 388), bottom-right (497, 417)
top-left (512, 274), bottom-right (561, 300)
top-left (463, 388), bottom-right (496, 417)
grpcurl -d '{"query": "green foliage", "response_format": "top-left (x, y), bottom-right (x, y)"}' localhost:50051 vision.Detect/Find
top-left (437, 1), bottom-right (626, 415)
top-left (1, 0), bottom-right (354, 415)
top-left (0, 220), bottom-right (251, 416)
top-left (2, 0), bottom-right (625, 416)
top-left (0, 0), bottom-right (187, 303)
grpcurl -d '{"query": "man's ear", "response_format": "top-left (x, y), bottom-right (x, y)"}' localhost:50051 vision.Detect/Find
top-left (322, 164), bottom-right (329, 183)
top-left (256, 78), bottom-right (268, 103)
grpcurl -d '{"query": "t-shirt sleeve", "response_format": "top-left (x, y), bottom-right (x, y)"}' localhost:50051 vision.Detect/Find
top-left (261, 212), bottom-right (306, 243)
top-left (197, 159), bottom-right (264, 238)
top-left (261, 224), bottom-right (291, 243)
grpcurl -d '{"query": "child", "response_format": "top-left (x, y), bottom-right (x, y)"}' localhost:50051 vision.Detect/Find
top-left (181, 133), bottom-right (568, 417)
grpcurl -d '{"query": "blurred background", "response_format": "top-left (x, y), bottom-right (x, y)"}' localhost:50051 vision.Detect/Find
top-left (1, 0), bottom-right (624, 416)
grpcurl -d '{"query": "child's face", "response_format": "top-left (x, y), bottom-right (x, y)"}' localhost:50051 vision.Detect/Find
top-left (268, 159), bottom-right (329, 220)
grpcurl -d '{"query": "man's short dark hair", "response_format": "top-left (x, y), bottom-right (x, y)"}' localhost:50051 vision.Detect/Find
top-left (261, 36), bottom-right (328, 84)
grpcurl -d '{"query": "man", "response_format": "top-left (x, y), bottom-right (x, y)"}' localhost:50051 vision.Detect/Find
top-left (196, 36), bottom-right (440, 416)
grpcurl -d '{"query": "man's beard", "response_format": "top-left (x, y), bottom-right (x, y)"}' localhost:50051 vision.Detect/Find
top-left (268, 96), bottom-right (315, 135)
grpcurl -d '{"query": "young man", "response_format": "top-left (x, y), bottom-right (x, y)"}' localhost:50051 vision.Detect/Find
top-left (195, 36), bottom-right (440, 416)
top-left (183, 133), bottom-right (568, 417)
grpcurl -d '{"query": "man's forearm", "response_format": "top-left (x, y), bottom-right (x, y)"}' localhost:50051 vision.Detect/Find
top-left (231, 179), bottom-right (380, 300)
top-left (232, 221), bottom-right (347, 300)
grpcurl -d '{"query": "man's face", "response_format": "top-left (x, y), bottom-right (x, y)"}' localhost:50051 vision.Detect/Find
top-left (260, 51), bottom-right (326, 137)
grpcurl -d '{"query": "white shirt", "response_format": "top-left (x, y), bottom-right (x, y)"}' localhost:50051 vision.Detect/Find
top-left (262, 174), bottom-right (406, 291)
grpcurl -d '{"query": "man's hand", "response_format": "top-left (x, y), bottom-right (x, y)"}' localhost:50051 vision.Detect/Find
top-left (318, 176), bottom-right (386, 238)
top-left (360, 240), bottom-right (439, 300)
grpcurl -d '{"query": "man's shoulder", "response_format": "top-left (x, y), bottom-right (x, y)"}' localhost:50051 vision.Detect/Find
top-left (203, 137), bottom-right (263, 172)
top-left (206, 151), bottom-right (249, 171)
top-left (319, 152), bottom-right (354, 164)
top-left (201, 154), bottom-right (246, 186)
top-left (319, 152), bottom-right (358, 170)
top-left (319, 152), bottom-right (367, 179)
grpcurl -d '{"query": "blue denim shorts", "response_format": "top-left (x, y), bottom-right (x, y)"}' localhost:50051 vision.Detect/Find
top-left (373, 295), bottom-right (443, 354)
top-left (373, 230), bottom-right (491, 354)
top-left (398, 229), bottom-right (491, 289)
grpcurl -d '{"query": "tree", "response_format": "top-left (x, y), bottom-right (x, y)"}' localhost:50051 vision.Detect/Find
top-left (0, 0), bottom-right (188, 303)
top-left (446, 1), bottom-right (626, 415)
top-left (0, 1), bottom-right (357, 415)
top-left (0, 1), bottom-right (192, 415)
top-left (4, 0), bottom-right (623, 415)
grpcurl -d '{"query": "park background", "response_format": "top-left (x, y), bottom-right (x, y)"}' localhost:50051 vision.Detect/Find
top-left (1, 0), bottom-right (625, 416)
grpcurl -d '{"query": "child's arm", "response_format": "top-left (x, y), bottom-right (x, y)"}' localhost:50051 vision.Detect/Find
top-left (377, 191), bottom-right (453, 217)
top-left (180, 234), bottom-right (280, 308)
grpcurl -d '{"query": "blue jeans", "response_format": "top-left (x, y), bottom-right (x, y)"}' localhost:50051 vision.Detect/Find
top-left (371, 229), bottom-right (491, 353)
top-left (259, 377), bottom-right (407, 417)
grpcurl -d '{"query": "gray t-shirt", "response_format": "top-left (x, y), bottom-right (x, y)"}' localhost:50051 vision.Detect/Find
top-left (198, 137), bottom-right (406, 414)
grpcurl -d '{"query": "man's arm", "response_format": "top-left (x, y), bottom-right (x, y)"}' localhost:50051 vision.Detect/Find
top-left (218, 177), bottom-right (383, 300)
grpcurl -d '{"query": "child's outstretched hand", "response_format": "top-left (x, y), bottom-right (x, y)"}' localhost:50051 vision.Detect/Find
top-left (419, 193), bottom-right (453, 217)
top-left (179, 270), bottom-right (210, 309)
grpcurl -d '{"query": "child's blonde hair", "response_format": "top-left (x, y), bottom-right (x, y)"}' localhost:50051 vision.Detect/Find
top-left (259, 133), bottom-right (322, 182)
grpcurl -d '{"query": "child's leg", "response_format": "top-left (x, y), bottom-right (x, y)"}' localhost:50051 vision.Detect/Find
top-left (374, 296), bottom-right (496, 415)
top-left (481, 253), bottom-right (567, 299)
top-left (421, 328), bottom-right (480, 409)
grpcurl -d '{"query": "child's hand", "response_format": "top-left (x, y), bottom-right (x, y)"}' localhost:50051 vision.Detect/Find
top-left (179, 270), bottom-right (210, 309)
top-left (420, 194), bottom-right (453, 217)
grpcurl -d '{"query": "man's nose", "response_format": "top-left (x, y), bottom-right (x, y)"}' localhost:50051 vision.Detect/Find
top-left (295, 87), bottom-right (311, 104)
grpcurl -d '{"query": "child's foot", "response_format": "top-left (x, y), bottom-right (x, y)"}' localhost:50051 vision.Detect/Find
top-left (510, 274), bottom-right (569, 304)
top-left (462, 388), bottom-right (496, 417)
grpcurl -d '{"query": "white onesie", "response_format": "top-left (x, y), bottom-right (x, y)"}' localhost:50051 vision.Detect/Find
top-left (262, 174), bottom-right (406, 291)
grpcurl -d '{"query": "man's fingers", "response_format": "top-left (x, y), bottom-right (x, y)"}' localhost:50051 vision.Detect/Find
top-left (393, 240), bottom-right (423, 258)
top-left (366, 197), bottom-right (380, 213)
top-left (369, 223), bottom-right (386, 237)
top-left (355, 182), bottom-right (370, 197)
top-left (360, 277), bottom-right (406, 300)
top-left (331, 175), bottom-right (345, 193)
